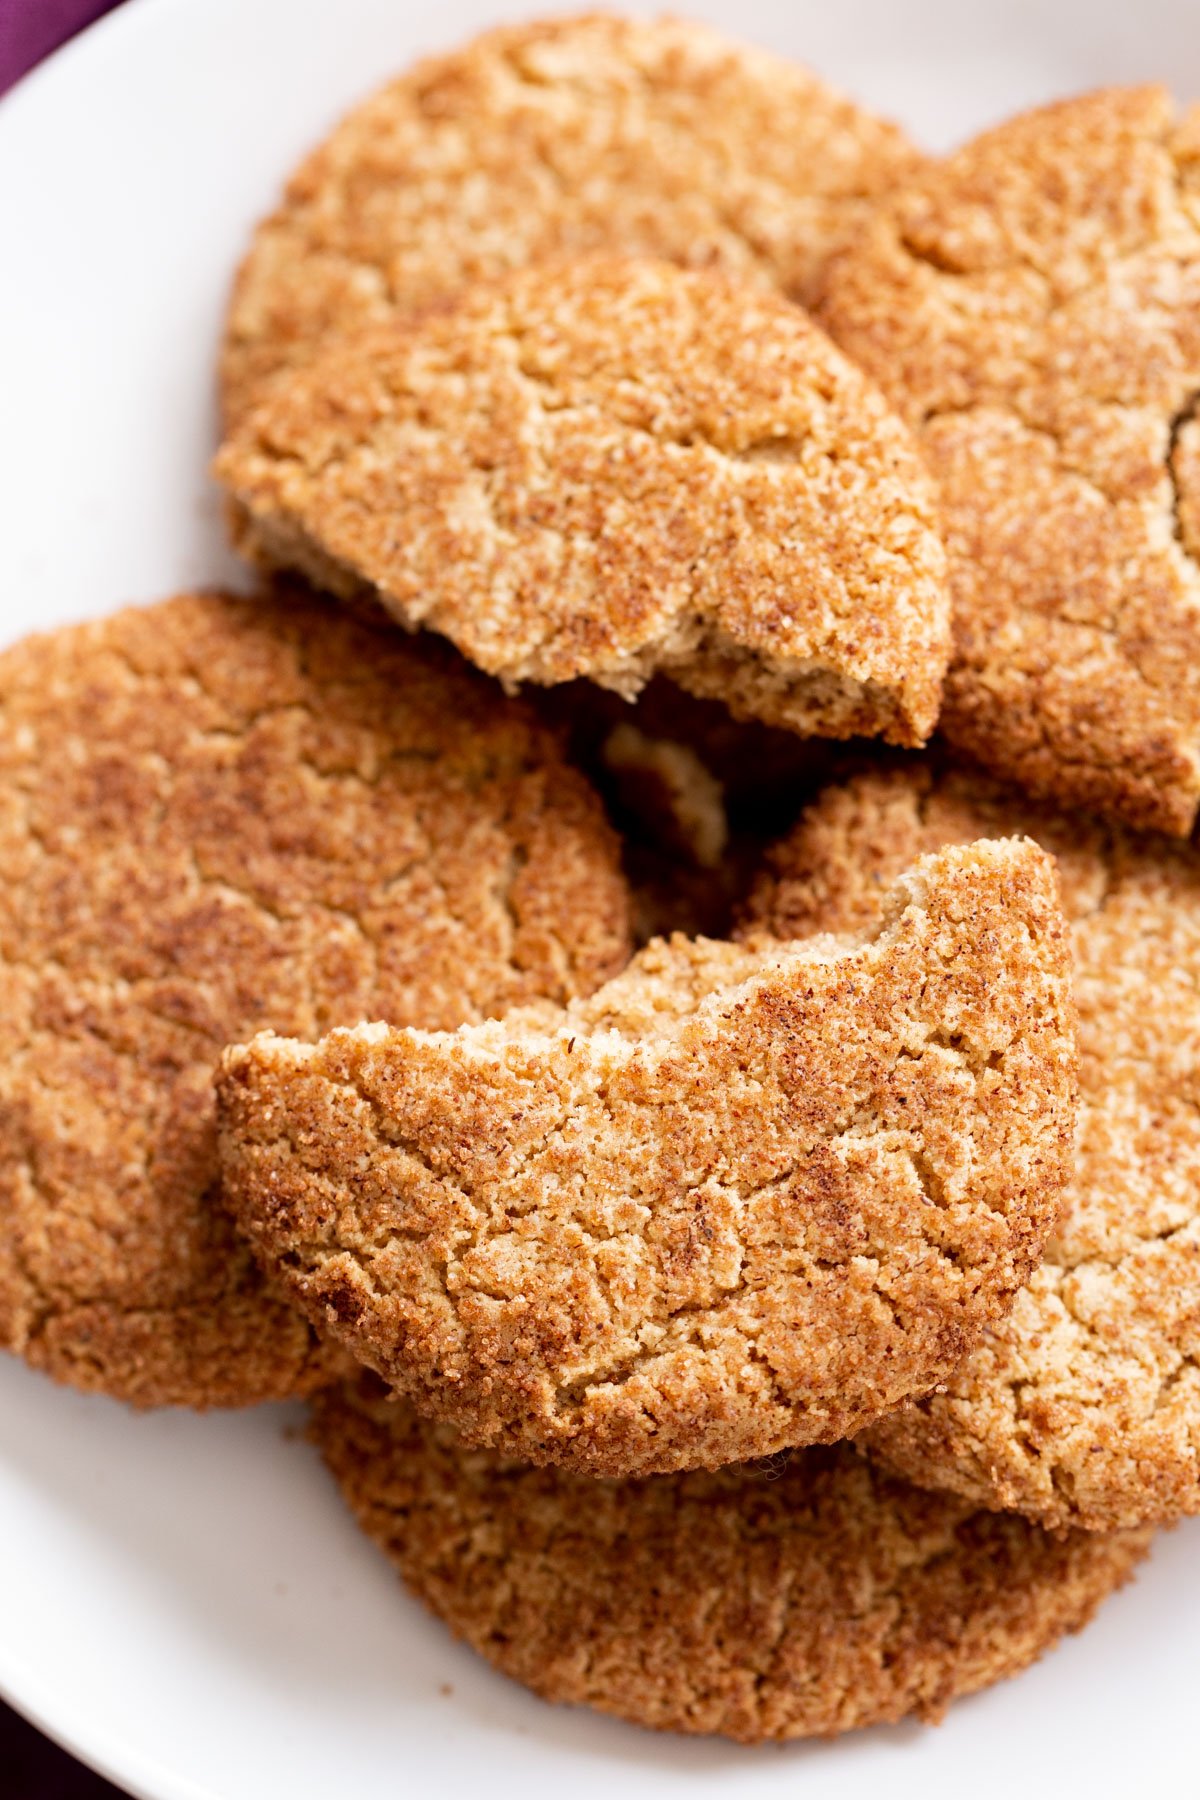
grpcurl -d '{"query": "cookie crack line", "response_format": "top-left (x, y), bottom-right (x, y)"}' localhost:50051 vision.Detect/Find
top-left (532, 1122), bottom-right (974, 1415)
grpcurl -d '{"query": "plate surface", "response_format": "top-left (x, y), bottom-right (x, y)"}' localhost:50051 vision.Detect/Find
top-left (2, 1), bottom-right (1199, 1795)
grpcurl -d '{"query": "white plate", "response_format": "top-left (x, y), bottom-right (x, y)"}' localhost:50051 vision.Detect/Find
top-left (2, 1), bottom-right (1199, 1795)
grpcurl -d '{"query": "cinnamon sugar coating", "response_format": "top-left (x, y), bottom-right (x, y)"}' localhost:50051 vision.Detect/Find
top-left (0, 591), bottom-right (629, 1408)
top-left (219, 840), bottom-right (1075, 1476)
top-left (310, 1372), bottom-right (1150, 1742)
top-left (220, 13), bottom-right (922, 422)
top-left (217, 258), bottom-right (950, 745)
top-left (820, 86), bottom-right (1200, 832)
top-left (744, 762), bottom-right (1200, 1530)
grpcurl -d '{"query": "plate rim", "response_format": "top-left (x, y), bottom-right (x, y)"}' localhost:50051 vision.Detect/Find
top-left (2, 2), bottom-right (1199, 1796)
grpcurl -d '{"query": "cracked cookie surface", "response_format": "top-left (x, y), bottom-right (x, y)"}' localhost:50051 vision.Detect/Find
top-left (217, 258), bottom-right (951, 745)
top-left (0, 591), bottom-right (629, 1408)
top-left (220, 12), bottom-right (922, 425)
top-left (218, 840), bottom-right (1075, 1476)
top-left (310, 1371), bottom-right (1150, 1742)
top-left (743, 762), bottom-right (1200, 1530)
top-left (820, 86), bottom-right (1200, 832)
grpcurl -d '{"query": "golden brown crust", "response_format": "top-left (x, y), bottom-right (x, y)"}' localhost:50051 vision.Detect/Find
top-left (819, 85), bottom-right (1200, 833)
top-left (219, 840), bottom-right (1075, 1475)
top-left (216, 258), bottom-right (951, 745)
top-left (310, 1372), bottom-right (1151, 1743)
top-left (0, 591), bottom-right (630, 1408)
top-left (220, 12), bottom-right (923, 424)
top-left (742, 762), bottom-right (1200, 1530)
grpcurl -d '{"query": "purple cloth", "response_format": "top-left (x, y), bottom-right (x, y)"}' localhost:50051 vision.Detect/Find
top-left (0, 0), bottom-right (124, 94)
top-left (1, 1700), bottom-right (127, 1796)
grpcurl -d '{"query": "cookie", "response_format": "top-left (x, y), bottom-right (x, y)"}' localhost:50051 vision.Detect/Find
top-left (537, 669), bottom-right (845, 828)
top-left (310, 1372), bottom-right (1151, 1743)
top-left (0, 591), bottom-right (630, 1408)
top-left (600, 723), bottom-right (728, 872)
top-left (597, 720), bottom-right (736, 942)
top-left (216, 258), bottom-right (951, 746)
top-left (220, 13), bottom-right (923, 424)
top-left (819, 85), bottom-right (1200, 833)
top-left (218, 839), bottom-right (1075, 1476)
top-left (743, 762), bottom-right (1200, 1530)
top-left (533, 673), bottom-right (843, 940)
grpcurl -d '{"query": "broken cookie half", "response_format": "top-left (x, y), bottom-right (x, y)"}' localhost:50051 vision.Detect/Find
top-left (218, 839), bottom-right (1075, 1477)
top-left (215, 257), bottom-right (950, 747)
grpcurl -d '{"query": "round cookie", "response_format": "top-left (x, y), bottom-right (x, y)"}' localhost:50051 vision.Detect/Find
top-left (219, 840), bottom-right (1076, 1477)
top-left (216, 258), bottom-right (951, 746)
top-left (742, 762), bottom-right (1200, 1531)
top-left (221, 13), bottom-right (923, 424)
top-left (0, 591), bottom-right (630, 1408)
top-left (310, 1372), bottom-right (1151, 1743)
top-left (819, 85), bottom-right (1200, 834)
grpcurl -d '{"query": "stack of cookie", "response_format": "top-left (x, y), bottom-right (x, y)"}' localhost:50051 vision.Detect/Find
top-left (6, 11), bottom-right (1200, 1747)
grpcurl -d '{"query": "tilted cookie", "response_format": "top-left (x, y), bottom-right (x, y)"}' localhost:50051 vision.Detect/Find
top-left (820, 86), bottom-right (1200, 833)
top-left (0, 592), bottom-right (629, 1409)
top-left (220, 12), bottom-right (923, 423)
top-left (219, 839), bottom-right (1075, 1476)
top-left (216, 258), bottom-right (951, 746)
top-left (594, 719), bottom-right (737, 943)
top-left (744, 762), bottom-right (1200, 1531)
top-left (600, 723), bottom-right (729, 872)
top-left (533, 670), bottom-right (839, 941)
top-left (311, 1373), bottom-right (1151, 1743)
